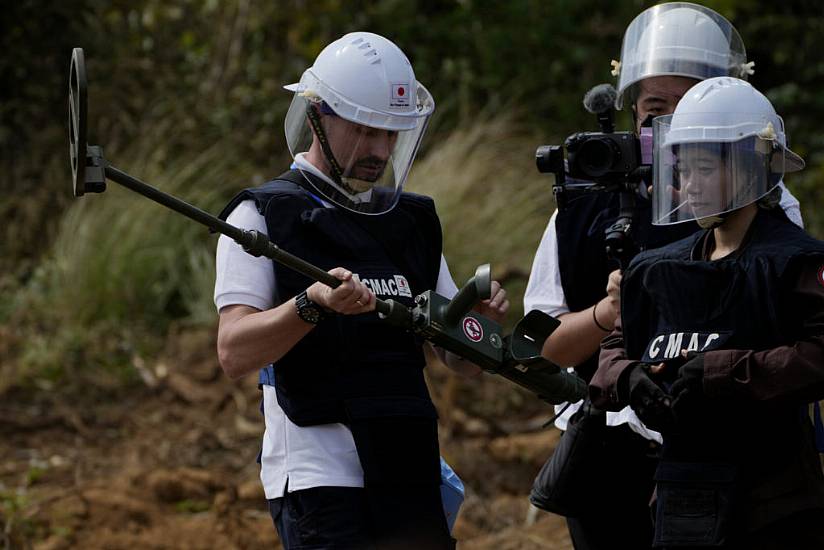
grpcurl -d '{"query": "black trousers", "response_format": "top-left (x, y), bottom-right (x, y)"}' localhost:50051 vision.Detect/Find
top-left (653, 508), bottom-right (824, 550)
top-left (566, 425), bottom-right (658, 550)
top-left (269, 486), bottom-right (454, 550)
top-left (269, 487), bottom-right (372, 549)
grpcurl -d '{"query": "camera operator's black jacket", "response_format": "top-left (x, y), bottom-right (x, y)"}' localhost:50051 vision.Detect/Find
top-left (555, 191), bottom-right (696, 380)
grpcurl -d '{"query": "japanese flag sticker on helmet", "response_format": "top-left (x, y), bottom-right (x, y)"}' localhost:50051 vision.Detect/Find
top-left (391, 83), bottom-right (410, 107)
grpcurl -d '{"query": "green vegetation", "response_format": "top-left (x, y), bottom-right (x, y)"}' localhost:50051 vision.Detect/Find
top-left (174, 499), bottom-right (211, 514)
top-left (2, 1), bottom-right (823, 390)
top-left (0, 489), bottom-right (39, 546)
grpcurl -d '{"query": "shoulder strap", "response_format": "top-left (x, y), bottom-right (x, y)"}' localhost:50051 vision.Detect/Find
top-left (217, 169), bottom-right (312, 222)
top-left (273, 168), bottom-right (307, 188)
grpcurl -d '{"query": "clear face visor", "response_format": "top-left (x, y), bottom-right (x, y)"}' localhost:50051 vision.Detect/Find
top-left (283, 86), bottom-right (432, 215)
top-left (652, 115), bottom-right (790, 226)
top-left (616, 3), bottom-right (748, 109)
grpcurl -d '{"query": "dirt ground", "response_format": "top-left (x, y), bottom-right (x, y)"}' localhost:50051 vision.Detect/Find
top-left (0, 328), bottom-right (572, 549)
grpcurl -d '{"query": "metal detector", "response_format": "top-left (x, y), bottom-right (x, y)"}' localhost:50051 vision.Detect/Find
top-left (68, 48), bottom-right (586, 405)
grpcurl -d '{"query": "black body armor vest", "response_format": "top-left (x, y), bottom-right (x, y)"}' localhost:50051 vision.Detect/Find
top-left (621, 209), bottom-right (824, 531)
top-left (219, 171), bottom-right (443, 427)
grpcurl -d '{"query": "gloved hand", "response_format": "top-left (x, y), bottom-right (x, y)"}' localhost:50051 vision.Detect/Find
top-left (670, 353), bottom-right (705, 417)
top-left (625, 363), bottom-right (675, 432)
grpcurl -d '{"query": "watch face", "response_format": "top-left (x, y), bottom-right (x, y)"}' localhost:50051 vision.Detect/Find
top-left (296, 291), bottom-right (323, 324)
top-left (301, 306), bottom-right (321, 324)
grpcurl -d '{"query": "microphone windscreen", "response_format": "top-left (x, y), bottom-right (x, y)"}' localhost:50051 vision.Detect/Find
top-left (583, 83), bottom-right (618, 114)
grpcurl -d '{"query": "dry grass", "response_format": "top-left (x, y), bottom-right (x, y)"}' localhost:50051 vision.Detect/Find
top-left (407, 112), bottom-right (556, 320)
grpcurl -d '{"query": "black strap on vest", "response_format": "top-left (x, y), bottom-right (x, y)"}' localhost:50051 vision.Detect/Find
top-left (272, 167), bottom-right (322, 202)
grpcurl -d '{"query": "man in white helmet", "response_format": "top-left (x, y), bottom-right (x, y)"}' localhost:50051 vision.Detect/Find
top-left (591, 76), bottom-right (824, 548)
top-left (214, 32), bottom-right (508, 548)
top-left (526, 4), bottom-right (803, 549)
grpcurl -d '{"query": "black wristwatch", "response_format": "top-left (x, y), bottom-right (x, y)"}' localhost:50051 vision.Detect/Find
top-left (295, 290), bottom-right (326, 325)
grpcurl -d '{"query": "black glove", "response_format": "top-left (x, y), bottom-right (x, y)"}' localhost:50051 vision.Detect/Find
top-left (625, 363), bottom-right (675, 432)
top-left (670, 353), bottom-right (705, 418)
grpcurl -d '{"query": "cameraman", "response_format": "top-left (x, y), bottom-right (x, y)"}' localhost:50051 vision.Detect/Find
top-left (525, 3), bottom-right (802, 549)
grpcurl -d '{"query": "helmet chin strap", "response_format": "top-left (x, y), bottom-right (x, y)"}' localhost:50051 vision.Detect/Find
top-left (305, 103), bottom-right (366, 196)
top-left (696, 213), bottom-right (727, 229)
top-left (697, 195), bottom-right (735, 229)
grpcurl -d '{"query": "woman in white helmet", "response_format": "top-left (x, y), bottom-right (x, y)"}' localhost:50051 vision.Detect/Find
top-left (591, 77), bottom-right (824, 548)
top-left (215, 32), bottom-right (508, 549)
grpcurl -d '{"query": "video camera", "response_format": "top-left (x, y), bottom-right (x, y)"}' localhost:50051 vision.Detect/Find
top-left (535, 84), bottom-right (652, 192)
top-left (533, 84), bottom-right (652, 269)
top-left (536, 130), bottom-right (644, 186)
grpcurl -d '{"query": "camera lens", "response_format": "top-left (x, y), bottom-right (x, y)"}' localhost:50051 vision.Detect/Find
top-left (535, 145), bottom-right (564, 174)
top-left (577, 137), bottom-right (620, 177)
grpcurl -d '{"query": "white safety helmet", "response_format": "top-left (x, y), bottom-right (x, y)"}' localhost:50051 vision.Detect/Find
top-left (284, 32), bottom-right (435, 215)
top-left (613, 2), bottom-right (751, 110)
top-left (651, 77), bottom-right (804, 226)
